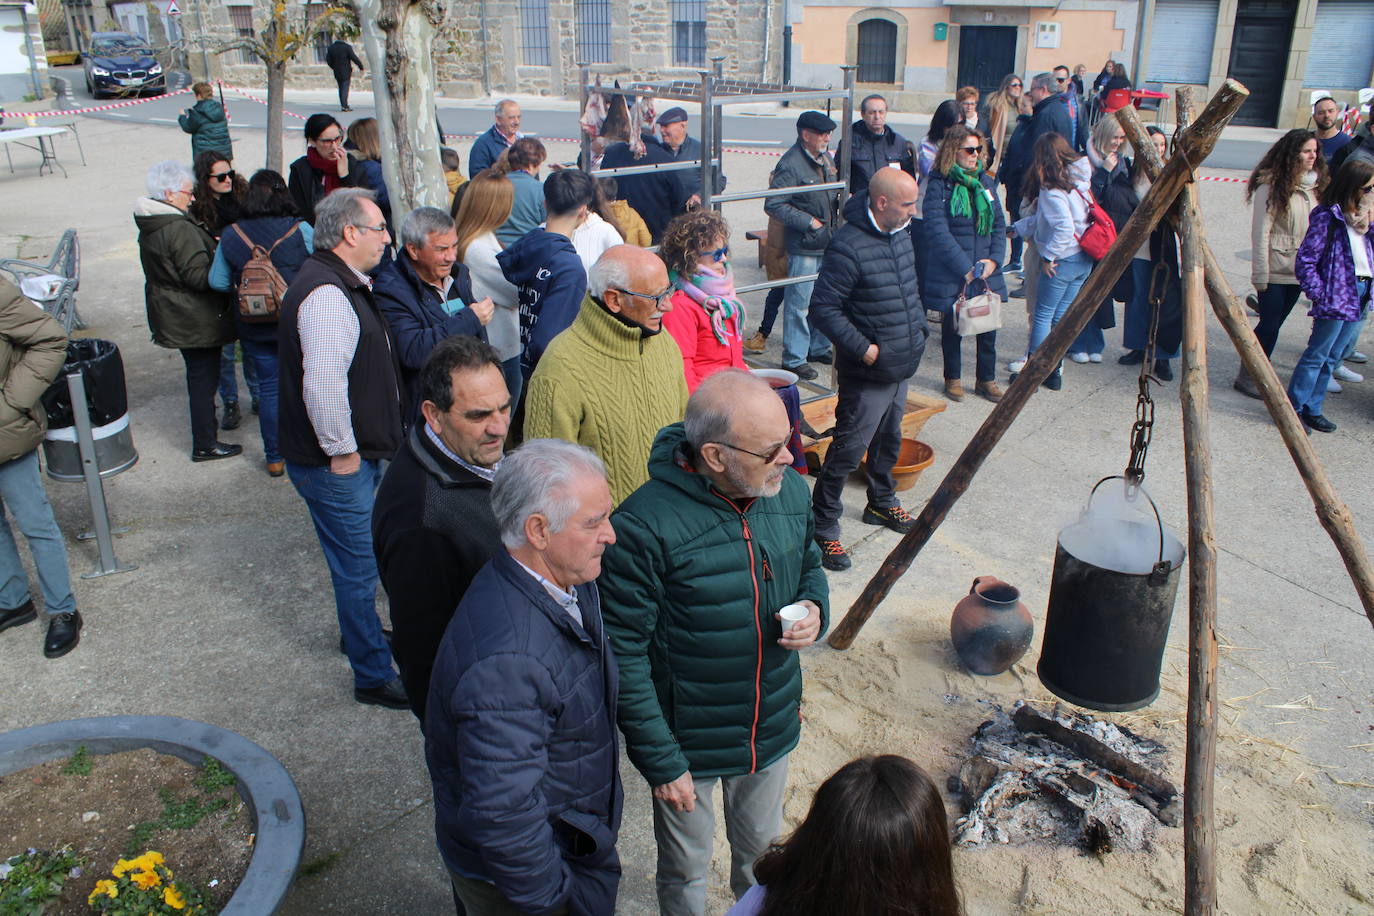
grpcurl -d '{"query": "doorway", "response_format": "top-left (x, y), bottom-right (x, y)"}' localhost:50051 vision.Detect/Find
top-left (1226, 0), bottom-right (1295, 127)
top-left (957, 26), bottom-right (1017, 99)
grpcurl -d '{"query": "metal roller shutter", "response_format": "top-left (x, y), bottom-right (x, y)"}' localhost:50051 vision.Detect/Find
top-left (1147, 0), bottom-right (1220, 84)
top-left (1302, 0), bottom-right (1374, 89)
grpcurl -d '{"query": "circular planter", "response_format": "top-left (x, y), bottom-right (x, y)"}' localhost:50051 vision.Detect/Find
top-left (0, 716), bottom-right (304, 915)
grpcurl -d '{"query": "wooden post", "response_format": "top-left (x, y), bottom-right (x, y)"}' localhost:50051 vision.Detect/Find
top-left (826, 80), bottom-right (1252, 650)
top-left (1172, 88), bottom-right (1219, 916)
top-left (1115, 105), bottom-right (1374, 629)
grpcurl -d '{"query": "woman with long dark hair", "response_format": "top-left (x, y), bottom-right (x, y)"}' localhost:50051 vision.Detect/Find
top-left (1242, 129), bottom-right (1327, 386)
top-left (725, 755), bottom-right (962, 916)
top-left (923, 126), bottom-right (1006, 403)
top-left (208, 169), bottom-right (314, 476)
top-left (287, 113), bottom-right (359, 224)
top-left (1010, 133), bottom-right (1094, 390)
top-left (1286, 160), bottom-right (1374, 432)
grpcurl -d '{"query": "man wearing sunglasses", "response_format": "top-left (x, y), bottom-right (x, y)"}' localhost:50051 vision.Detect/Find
top-left (599, 368), bottom-right (828, 915)
top-left (523, 245), bottom-right (689, 505)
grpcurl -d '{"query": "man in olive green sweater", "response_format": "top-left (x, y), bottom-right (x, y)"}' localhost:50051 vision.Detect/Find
top-left (523, 246), bottom-right (689, 504)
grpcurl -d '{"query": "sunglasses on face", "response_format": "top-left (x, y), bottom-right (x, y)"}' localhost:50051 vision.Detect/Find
top-left (962, 145), bottom-right (983, 154)
top-left (708, 245), bottom-right (730, 262)
top-left (211, 170), bottom-right (234, 181)
top-left (1010, 82), bottom-right (1023, 88)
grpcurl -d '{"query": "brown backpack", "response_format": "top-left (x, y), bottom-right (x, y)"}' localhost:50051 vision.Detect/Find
top-left (231, 223), bottom-right (298, 323)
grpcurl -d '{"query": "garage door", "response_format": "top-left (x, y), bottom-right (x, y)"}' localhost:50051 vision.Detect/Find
top-left (1147, 0), bottom-right (1220, 84)
top-left (1302, 0), bottom-right (1374, 89)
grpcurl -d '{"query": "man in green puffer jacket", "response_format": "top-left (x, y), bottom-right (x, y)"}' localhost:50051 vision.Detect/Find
top-left (599, 369), bottom-right (829, 916)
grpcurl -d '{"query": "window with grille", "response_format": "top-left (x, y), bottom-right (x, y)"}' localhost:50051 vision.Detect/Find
top-left (227, 6), bottom-right (256, 64)
top-left (306, 3), bottom-right (332, 65)
top-left (671, 0), bottom-right (705, 67)
top-left (856, 19), bottom-right (897, 83)
top-left (520, 0), bottom-right (551, 66)
top-left (576, 0), bottom-right (611, 63)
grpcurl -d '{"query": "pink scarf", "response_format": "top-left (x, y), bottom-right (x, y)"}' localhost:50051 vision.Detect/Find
top-left (671, 259), bottom-right (746, 346)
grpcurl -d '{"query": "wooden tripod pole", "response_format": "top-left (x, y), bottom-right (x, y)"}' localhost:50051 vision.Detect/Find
top-left (826, 79), bottom-right (1251, 650)
top-left (1115, 105), bottom-right (1374, 629)
top-left (1171, 88), bottom-right (1220, 916)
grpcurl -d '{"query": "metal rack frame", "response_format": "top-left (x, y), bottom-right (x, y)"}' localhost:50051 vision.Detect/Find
top-left (577, 62), bottom-right (858, 397)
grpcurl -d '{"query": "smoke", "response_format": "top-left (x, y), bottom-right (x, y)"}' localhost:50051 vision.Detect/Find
top-left (1059, 479), bottom-right (1185, 575)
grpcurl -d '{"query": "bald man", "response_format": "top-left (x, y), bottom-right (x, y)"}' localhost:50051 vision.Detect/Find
top-left (598, 369), bottom-right (829, 914)
top-left (808, 168), bottom-right (927, 570)
top-left (523, 246), bottom-right (689, 504)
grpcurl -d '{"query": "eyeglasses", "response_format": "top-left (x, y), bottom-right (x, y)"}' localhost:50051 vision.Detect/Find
top-left (961, 145), bottom-right (983, 154)
top-left (353, 223), bottom-right (388, 235)
top-left (1010, 82), bottom-right (1023, 88)
top-left (1056, 77), bottom-right (1067, 83)
top-left (211, 170), bottom-right (234, 181)
top-left (612, 286), bottom-right (673, 308)
top-left (712, 440), bottom-right (788, 463)
top-left (316, 134), bottom-right (344, 145)
top-left (708, 245), bottom-right (730, 262)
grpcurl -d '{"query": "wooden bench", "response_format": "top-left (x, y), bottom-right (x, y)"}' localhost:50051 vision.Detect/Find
top-left (744, 229), bottom-right (768, 268)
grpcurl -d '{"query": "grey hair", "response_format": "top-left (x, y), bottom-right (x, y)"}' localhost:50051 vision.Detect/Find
top-left (495, 98), bottom-right (518, 116)
top-left (588, 251), bottom-right (632, 299)
top-left (491, 439), bottom-right (608, 549)
top-left (146, 160), bottom-right (193, 200)
top-left (312, 188), bottom-right (377, 251)
top-left (400, 206), bottom-right (455, 250)
top-left (1030, 72), bottom-right (1058, 94)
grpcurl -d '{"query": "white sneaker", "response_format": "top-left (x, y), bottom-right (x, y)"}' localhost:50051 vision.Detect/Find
top-left (1069, 352), bottom-right (1090, 364)
top-left (1008, 358), bottom-right (1026, 373)
top-left (1089, 353), bottom-right (1103, 363)
top-left (1346, 350), bottom-right (1368, 364)
top-left (1333, 364), bottom-right (1364, 383)
top-left (1327, 377), bottom-right (1343, 393)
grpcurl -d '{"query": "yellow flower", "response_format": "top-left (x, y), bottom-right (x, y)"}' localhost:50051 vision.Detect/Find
top-left (131, 868), bottom-right (161, 890)
top-left (163, 886), bottom-right (187, 909)
top-left (141, 851), bottom-right (165, 867)
top-left (112, 857), bottom-right (135, 877)
top-left (87, 879), bottom-right (118, 903)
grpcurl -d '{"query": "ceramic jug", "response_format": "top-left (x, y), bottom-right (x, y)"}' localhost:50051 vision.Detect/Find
top-left (950, 576), bottom-right (1034, 675)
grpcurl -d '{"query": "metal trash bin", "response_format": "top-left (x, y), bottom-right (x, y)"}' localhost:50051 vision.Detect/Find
top-left (41, 339), bottom-right (137, 481)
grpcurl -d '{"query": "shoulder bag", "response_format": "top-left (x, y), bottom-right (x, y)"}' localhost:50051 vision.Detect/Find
top-left (955, 276), bottom-right (1004, 337)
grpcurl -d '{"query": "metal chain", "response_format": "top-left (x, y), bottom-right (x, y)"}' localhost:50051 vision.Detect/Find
top-left (1125, 261), bottom-right (1169, 488)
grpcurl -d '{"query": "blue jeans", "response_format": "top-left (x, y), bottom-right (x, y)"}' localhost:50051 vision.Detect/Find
top-left (286, 459), bottom-right (395, 688)
top-left (240, 338), bottom-right (280, 463)
top-left (1029, 251), bottom-right (1093, 355)
top-left (1341, 313), bottom-right (1368, 359)
top-left (781, 253), bottom-right (832, 368)
top-left (1288, 307), bottom-right (1367, 417)
top-left (0, 450), bottom-right (76, 617)
top-left (219, 342), bottom-right (260, 406)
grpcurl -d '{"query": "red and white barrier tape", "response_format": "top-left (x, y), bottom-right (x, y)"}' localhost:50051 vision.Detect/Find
top-left (24, 85), bottom-right (194, 117)
top-left (218, 83), bottom-right (310, 120)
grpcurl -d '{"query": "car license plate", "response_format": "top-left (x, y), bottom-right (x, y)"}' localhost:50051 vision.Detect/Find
top-left (119, 78), bottom-right (141, 86)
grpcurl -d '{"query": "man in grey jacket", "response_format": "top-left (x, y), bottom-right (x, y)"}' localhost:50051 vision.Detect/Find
top-left (764, 111), bottom-right (841, 380)
top-left (657, 107), bottom-right (726, 210)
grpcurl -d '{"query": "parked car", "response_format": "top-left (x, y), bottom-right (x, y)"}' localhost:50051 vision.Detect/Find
top-left (83, 32), bottom-right (165, 99)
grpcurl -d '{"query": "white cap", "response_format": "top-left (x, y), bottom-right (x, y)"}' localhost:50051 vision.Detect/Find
top-left (1310, 89), bottom-right (1333, 107)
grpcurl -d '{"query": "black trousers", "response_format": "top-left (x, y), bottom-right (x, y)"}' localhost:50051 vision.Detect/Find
top-left (179, 346), bottom-right (221, 450)
top-left (336, 74), bottom-right (351, 109)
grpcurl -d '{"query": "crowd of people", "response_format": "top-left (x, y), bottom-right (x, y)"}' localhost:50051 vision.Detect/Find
top-left (1, 55), bottom-right (1367, 914)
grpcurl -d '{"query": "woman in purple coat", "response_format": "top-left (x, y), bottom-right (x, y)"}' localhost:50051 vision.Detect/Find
top-left (1287, 160), bottom-right (1374, 433)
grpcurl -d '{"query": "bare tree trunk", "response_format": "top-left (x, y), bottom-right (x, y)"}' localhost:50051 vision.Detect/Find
top-left (357, 0), bottom-right (447, 218)
top-left (264, 60), bottom-right (287, 174)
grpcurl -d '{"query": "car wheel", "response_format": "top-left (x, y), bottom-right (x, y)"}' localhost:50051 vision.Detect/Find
top-left (85, 74), bottom-right (92, 95)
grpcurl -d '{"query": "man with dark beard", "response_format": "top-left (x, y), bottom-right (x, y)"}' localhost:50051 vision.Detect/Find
top-left (597, 369), bottom-right (829, 915)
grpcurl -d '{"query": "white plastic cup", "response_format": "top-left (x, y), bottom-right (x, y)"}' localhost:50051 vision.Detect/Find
top-left (778, 603), bottom-right (808, 634)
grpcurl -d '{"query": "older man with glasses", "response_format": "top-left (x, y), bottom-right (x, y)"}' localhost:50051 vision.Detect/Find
top-left (523, 245), bottom-right (689, 505)
top-left (598, 368), bottom-right (828, 915)
top-left (277, 187), bottom-right (409, 709)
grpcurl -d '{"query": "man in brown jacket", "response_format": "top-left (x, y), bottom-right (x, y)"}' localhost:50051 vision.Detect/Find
top-left (0, 277), bottom-right (82, 657)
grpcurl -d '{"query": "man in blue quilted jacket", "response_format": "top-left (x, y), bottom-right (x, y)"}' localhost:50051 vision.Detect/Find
top-left (424, 438), bottom-right (623, 916)
top-left (599, 369), bottom-right (829, 916)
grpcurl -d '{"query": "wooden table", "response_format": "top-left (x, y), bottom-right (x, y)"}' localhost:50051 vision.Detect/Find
top-left (0, 126), bottom-right (70, 177)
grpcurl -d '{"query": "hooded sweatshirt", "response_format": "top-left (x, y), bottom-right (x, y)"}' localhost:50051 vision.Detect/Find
top-left (496, 228), bottom-right (587, 380)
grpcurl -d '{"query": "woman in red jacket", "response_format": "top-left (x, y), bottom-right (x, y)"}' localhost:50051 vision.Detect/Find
top-left (660, 209), bottom-right (747, 391)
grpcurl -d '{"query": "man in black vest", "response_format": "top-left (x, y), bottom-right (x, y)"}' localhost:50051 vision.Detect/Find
top-left (324, 39), bottom-right (365, 112)
top-left (372, 335), bottom-right (509, 725)
top-left (278, 188), bottom-right (408, 709)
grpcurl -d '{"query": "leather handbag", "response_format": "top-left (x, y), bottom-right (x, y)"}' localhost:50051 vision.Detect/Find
top-left (955, 277), bottom-right (1004, 337)
top-left (1076, 188), bottom-right (1118, 260)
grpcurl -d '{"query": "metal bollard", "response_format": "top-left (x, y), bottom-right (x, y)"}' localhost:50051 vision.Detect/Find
top-left (64, 372), bottom-right (135, 579)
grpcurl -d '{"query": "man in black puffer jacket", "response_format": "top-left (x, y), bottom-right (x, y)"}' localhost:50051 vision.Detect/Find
top-left (808, 168), bottom-right (926, 571)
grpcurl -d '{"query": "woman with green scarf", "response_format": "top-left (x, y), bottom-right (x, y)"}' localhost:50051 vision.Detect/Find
top-left (922, 126), bottom-right (1008, 403)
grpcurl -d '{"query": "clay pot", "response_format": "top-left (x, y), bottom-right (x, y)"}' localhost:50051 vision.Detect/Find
top-left (860, 438), bottom-right (935, 491)
top-left (950, 576), bottom-right (1034, 675)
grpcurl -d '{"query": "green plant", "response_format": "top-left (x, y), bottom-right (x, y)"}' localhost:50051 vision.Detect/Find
top-left (193, 758), bottom-right (234, 794)
top-left (123, 759), bottom-right (236, 856)
top-left (0, 846), bottom-right (83, 916)
top-left (64, 744), bottom-right (93, 776)
top-left (88, 851), bottom-right (207, 914)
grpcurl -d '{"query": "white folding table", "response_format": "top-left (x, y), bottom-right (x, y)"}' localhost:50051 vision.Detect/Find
top-left (0, 126), bottom-right (70, 177)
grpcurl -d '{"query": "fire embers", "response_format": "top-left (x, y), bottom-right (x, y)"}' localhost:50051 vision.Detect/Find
top-left (951, 701), bottom-right (1180, 854)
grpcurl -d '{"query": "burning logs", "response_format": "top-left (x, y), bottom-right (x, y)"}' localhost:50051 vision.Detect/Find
top-left (952, 702), bottom-right (1180, 854)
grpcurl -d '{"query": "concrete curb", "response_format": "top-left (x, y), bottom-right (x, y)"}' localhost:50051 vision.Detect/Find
top-left (0, 715), bottom-right (305, 915)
